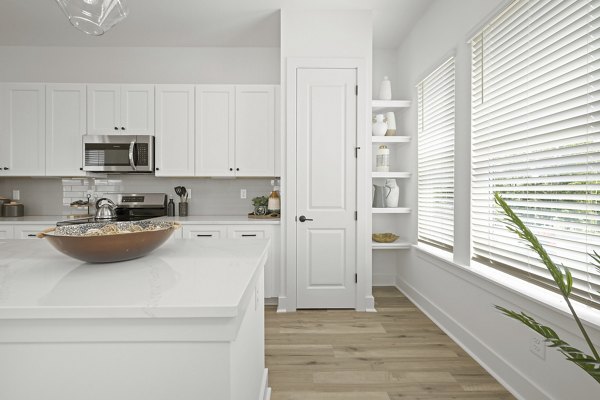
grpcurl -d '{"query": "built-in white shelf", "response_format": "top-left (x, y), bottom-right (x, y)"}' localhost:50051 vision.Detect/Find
top-left (372, 100), bottom-right (411, 112)
top-left (372, 172), bottom-right (411, 179)
top-left (372, 207), bottom-right (411, 214)
top-left (372, 241), bottom-right (411, 250)
top-left (371, 136), bottom-right (410, 143)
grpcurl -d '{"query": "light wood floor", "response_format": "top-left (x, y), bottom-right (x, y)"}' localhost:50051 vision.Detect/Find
top-left (265, 286), bottom-right (515, 400)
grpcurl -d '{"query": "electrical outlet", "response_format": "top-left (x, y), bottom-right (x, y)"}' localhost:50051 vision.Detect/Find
top-left (241, 189), bottom-right (247, 199)
top-left (530, 336), bottom-right (546, 360)
top-left (12, 190), bottom-right (20, 201)
top-left (255, 285), bottom-right (260, 311)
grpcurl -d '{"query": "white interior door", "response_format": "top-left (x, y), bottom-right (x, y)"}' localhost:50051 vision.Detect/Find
top-left (296, 68), bottom-right (357, 309)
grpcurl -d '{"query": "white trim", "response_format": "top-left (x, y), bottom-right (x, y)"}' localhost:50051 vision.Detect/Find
top-left (284, 57), bottom-right (369, 312)
top-left (415, 51), bottom-right (456, 87)
top-left (259, 368), bottom-right (270, 400)
top-left (413, 244), bottom-right (600, 333)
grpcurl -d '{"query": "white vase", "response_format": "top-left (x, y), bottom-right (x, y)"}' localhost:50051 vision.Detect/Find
top-left (385, 112), bottom-right (396, 136)
top-left (379, 76), bottom-right (392, 100)
top-left (384, 179), bottom-right (399, 208)
top-left (372, 114), bottom-right (388, 136)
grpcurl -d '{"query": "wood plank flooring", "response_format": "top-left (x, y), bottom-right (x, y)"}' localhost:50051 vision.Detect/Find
top-left (265, 286), bottom-right (515, 400)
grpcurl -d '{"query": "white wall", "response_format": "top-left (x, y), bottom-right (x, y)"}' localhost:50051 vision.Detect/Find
top-left (395, 0), bottom-right (600, 399)
top-left (0, 46), bottom-right (280, 84)
top-left (280, 9), bottom-right (373, 310)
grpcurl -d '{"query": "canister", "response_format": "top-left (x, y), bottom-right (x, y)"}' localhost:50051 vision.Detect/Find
top-left (2, 202), bottom-right (24, 217)
top-left (0, 198), bottom-right (10, 216)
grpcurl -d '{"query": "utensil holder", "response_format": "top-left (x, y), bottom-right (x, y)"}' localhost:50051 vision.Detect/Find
top-left (178, 202), bottom-right (188, 217)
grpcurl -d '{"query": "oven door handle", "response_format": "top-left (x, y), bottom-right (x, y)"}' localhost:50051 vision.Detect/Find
top-left (128, 140), bottom-right (137, 171)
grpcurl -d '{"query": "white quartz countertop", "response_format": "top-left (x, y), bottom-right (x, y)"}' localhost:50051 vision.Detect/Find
top-left (0, 239), bottom-right (268, 319)
top-left (0, 215), bottom-right (280, 225)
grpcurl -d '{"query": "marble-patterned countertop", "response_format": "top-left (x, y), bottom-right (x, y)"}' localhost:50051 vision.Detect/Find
top-left (0, 239), bottom-right (268, 319)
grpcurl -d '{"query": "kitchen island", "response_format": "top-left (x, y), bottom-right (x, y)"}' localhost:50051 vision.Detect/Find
top-left (0, 238), bottom-right (270, 400)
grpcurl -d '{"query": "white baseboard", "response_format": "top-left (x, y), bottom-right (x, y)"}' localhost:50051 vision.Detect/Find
top-left (276, 296), bottom-right (288, 312)
top-left (364, 295), bottom-right (376, 312)
top-left (395, 279), bottom-right (552, 400)
top-left (260, 368), bottom-right (270, 400)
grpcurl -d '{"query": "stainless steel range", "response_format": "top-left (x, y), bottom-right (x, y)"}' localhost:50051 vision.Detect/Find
top-left (57, 193), bottom-right (168, 226)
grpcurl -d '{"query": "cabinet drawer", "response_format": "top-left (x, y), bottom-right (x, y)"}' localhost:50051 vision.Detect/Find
top-left (182, 225), bottom-right (227, 239)
top-left (0, 226), bottom-right (14, 239)
top-left (13, 225), bottom-right (51, 239)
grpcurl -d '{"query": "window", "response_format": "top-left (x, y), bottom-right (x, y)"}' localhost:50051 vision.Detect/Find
top-left (417, 57), bottom-right (456, 251)
top-left (471, 0), bottom-right (600, 306)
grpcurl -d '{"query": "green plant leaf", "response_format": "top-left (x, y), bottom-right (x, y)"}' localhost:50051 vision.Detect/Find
top-left (495, 306), bottom-right (600, 384)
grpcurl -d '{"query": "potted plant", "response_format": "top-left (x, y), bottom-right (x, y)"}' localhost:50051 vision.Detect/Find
top-left (251, 196), bottom-right (269, 215)
top-left (494, 192), bottom-right (600, 384)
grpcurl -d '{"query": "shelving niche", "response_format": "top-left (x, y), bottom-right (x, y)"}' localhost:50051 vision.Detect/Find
top-left (371, 100), bottom-right (412, 251)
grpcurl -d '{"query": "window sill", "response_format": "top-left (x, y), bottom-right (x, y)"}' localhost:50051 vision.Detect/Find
top-left (412, 244), bottom-right (600, 333)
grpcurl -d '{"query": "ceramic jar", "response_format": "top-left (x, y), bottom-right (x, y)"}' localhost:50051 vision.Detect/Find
top-left (379, 76), bottom-right (392, 100)
top-left (376, 145), bottom-right (390, 172)
top-left (372, 114), bottom-right (388, 136)
top-left (385, 112), bottom-right (396, 136)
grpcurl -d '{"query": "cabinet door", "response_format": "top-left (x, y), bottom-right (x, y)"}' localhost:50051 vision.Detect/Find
top-left (234, 85), bottom-right (275, 177)
top-left (46, 84), bottom-right (86, 177)
top-left (121, 85), bottom-right (154, 135)
top-left (195, 85), bottom-right (235, 177)
top-left (227, 225), bottom-right (278, 298)
top-left (0, 83), bottom-right (46, 176)
top-left (182, 225), bottom-right (227, 239)
top-left (155, 85), bottom-right (195, 177)
top-left (13, 225), bottom-right (49, 239)
top-left (87, 84), bottom-right (121, 134)
top-left (0, 226), bottom-right (14, 239)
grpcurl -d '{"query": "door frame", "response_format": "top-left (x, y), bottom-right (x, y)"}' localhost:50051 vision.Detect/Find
top-left (280, 57), bottom-right (372, 312)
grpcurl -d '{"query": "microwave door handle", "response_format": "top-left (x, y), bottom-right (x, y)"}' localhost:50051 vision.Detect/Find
top-left (128, 140), bottom-right (137, 171)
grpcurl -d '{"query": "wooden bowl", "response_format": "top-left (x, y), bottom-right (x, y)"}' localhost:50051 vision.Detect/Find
top-left (372, 233), bottom-right (399, 243)
top-left (38, 221), bottom-right (180, 263)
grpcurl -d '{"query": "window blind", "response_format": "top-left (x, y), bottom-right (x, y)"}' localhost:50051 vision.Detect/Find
top-left (418, 57), bottom-right (455, 251)
top-left (471, 0), bottom-right (600, 306)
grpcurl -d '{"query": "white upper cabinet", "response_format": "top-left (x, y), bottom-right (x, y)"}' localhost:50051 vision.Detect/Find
top-left (0, 83), bottom-right (46, 176)
top-left (195, 85), bottom-right (235, 177)
top-left (45, 84), bottom-right (86, 177)
top-left (87, 84), bottom-right (154, 135)
top-left (234, 85), bottom-right (276, 177)
top-left (195, 85), bottom-right (277, 177)
top-left (155, 85), bottom-right (195, 177)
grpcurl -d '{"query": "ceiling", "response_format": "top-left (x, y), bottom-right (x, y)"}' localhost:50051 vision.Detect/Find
top-left (0, 0), bottom-right (434, 49)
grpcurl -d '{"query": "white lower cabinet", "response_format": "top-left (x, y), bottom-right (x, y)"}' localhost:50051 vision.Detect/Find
top-left (0, 226), bottom-right (14, 239)
top-left (180, 224), bottom-right (280, 298)
top-left (13, 225), bottom-right (48, 239)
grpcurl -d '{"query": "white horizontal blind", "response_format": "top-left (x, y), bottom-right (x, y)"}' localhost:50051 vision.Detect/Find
top-left (418, 58), bottom-right (455, 251)
top-left (471, 0), bottom-right (600, 306)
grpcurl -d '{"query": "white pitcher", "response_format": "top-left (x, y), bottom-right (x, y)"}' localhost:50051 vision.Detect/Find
top-left (384, 179), bottom-right (399, 208)
top-left (372, 114), bottom-right (388, 136)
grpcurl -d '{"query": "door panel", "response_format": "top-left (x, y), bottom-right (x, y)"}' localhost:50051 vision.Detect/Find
top-left (195, 86), bottom-right (235, 177)
top-left (296, 68), bottom-right (357, 309)
top-left (46, 84), bottom-right (86, 177)
top-left (87, 85), bottom-right (120, 134)
top-left (235, 86), bottom-right (275, 176)
top-left (121, 85), bottom-right (154, 134)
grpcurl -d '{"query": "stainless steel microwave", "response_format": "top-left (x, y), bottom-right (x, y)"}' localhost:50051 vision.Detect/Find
top-left (82, 135), bottom-right (154, 173)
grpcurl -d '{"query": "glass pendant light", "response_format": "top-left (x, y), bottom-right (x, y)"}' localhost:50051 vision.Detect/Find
top-left (55, 0), bottom-right (129, 36)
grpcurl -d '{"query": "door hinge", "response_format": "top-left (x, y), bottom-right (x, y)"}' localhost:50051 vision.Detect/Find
top-left (355, 273), bottom-right (358, 283)
top-left (354, 211), bottom-right (358, 221)
top-left (355, 146), bottom-right (360, 158)
top-left (355, 85), bottom-right (358, 96)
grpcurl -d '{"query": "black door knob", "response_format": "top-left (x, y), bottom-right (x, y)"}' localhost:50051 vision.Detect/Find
top-left (114, 127), bottom-right (118, 130)
top-left (236, 168), bottom-right (239, 171)
top-left (229, 168), bottom-right (233, 171)
top-left (121, 127), bottom-right (125, 130)
top-left (155, 167), bottom-right (160, 171)
top-left (3, 167), bottom-right (8, 170)
top-left (298, 215), bottom-right (313, 222)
